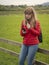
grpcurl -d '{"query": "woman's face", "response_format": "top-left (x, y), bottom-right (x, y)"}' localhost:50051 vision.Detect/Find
top-left (25, 12), bottom-right (33, 21)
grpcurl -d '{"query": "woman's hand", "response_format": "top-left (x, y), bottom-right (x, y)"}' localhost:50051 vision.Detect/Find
top-left (22, 30), bottom-right (26, 34)
top-left (27, 23), bottom-right (30, 29)
top-left (22, 27), bottom-right (26, 34)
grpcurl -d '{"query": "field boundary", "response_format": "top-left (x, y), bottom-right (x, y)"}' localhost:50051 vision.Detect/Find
top-left (0, 38), bottom-right (49, 65)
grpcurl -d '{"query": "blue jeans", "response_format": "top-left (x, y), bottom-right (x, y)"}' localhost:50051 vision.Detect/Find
top-left (19, 44), bottom-right (38, 65)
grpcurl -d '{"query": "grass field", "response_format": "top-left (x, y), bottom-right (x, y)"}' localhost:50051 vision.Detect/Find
top-left (0, 14), bottom-right (49, 65)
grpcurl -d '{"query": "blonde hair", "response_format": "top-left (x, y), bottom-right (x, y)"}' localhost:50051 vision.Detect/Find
top-left (24, 7), bottom-right (38, 27)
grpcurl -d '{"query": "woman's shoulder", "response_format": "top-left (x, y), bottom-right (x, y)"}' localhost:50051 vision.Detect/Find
top-left (21, 20), bottom-right (26, 25)
top-left (36, 20), bottom-right (40, 25)
top-left (35, 20), bottom-right (41, 28)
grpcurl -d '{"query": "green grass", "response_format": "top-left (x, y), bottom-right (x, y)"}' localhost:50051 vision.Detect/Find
top-left (0, 42), bottom-right (20, 53)
top-left (0, 14), bottom-right (49, 64)
top-left (0, 51), bottom-right (19, 65)
top-left (0, 14), bottom-right (23, 42)
top-left (0, 14), bottom-right (49, 49)
top-left (37, 14), bottom-right (49, 50)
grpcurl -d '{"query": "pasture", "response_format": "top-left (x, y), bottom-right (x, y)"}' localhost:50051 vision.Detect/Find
top-left (0, 14), bottom-right (49, 65)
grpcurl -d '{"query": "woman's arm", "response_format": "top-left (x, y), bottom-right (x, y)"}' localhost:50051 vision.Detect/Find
top-left (20, 21), bottom-right (28, 37)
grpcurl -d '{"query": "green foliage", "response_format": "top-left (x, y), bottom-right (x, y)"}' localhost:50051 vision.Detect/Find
top-left (0, 5), bottom-right (49, 15)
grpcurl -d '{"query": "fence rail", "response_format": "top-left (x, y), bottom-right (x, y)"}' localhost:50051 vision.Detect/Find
top-left (0, 38), bottom-right (49, 65)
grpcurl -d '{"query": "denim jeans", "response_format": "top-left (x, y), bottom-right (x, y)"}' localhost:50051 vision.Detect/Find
top-left (19, 44), bottom-right (38, 65)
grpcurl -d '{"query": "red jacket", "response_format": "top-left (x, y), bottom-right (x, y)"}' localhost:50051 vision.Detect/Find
top-left (20, 20), bottom-right (41, 46)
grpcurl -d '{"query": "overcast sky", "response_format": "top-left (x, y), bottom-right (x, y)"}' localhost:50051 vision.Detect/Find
top-left (0, 0), bottom-right (49, 5)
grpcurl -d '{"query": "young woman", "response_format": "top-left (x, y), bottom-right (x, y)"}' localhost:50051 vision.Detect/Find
top-left (19, 7), bottom-right (41, 65)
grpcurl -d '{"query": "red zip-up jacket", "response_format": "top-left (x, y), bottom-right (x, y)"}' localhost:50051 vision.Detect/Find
top-left (20, 20), bottom-right (41, 46)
